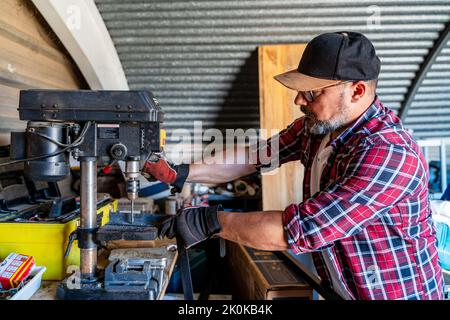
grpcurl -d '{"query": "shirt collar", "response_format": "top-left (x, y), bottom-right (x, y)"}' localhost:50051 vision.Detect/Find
top-left (330, 96), bottom-right (382, 149)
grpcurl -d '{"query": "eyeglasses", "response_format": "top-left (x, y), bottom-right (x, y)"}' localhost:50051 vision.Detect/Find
top-left (299, 80), bottom-right (354, 102)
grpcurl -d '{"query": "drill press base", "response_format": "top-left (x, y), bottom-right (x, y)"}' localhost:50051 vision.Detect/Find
top-left (56, 279), bottom-right (158, 300)
top-left (56, 255), bottom-right (166, 300)
top-left (57, 215), bottom-right (170, 300)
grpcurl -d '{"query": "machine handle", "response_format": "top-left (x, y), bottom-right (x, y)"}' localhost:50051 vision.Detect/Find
top-left (219, 238), bottom-right (226, 258)
top-left (64, 230), bottom-right (78, 258)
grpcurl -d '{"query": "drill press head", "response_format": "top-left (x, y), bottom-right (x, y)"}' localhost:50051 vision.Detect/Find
top-left (11, 90), bottom-right (164, 183)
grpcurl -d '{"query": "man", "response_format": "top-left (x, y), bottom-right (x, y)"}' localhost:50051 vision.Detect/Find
top-left (143, 32), bottom-right (444, 300)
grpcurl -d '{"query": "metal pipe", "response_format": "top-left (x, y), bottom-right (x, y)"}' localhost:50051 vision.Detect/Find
top-left (440, 142), bottom-right (447, 194)
top-left (80, 157), bottom-right (97, 278)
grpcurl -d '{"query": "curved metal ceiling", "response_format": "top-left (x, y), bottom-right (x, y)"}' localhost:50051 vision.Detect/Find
top-left (94, 0), bottom-right (450, 142)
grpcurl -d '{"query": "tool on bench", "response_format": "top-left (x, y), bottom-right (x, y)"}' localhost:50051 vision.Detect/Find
top-left (4, 90), bottom-right (194, 300)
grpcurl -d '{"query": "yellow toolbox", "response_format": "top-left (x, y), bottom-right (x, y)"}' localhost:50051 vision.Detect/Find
top-left (0, 199), bottom-right (117, 280)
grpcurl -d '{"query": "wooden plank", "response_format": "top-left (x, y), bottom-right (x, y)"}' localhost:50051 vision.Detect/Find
top-left (159, 248), bottom-right (177, 300)
top-left (0, 0), bottom-right (84, 138)
top-left (0, 35), bottom-right (81, 89)
top-left (0, 84), bottom-right (20, 115)
top-left (106, 238), bottom-right (176, 250)
top-left (0, 0), bottom-right (64, 58)
top-left (258, 44), bottom-right (307, 211)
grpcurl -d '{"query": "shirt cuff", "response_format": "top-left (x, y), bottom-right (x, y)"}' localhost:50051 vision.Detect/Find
top-left (282, 203), bottom-right (303, 254)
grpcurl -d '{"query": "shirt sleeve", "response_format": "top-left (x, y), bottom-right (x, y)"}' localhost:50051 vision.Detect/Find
top-left (283, 137), bottom-right (426, 254)
top-left (254, 117), bottom-right (308, 172)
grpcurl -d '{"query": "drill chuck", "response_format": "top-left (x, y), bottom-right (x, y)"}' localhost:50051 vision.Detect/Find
top-left (127, 179), bottom-right (140, 200)
top-left (124, 158), bottom-right (141, 201)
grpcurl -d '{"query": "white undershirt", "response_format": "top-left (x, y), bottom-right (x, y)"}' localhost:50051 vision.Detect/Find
top-left (310, 133), bottom-right (352, 300)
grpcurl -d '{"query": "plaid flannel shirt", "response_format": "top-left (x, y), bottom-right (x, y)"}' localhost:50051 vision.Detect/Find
top-left (257, 97), bottom-right (444, 300)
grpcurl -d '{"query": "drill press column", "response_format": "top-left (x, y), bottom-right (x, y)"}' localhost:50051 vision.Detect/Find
top-left (80, 157), bottom-right (97, 278)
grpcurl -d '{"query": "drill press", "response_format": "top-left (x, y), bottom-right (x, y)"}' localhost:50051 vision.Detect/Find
top-left (9, 89), bottom-right (177, 299)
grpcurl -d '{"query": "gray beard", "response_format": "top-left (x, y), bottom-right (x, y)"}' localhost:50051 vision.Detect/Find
top-left (311, 122), bottom-right (338, 135)
top-left (301, 100), bottom-right (350, 135)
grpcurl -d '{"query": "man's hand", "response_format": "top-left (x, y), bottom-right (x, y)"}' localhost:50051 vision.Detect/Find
top-left (159, 205), bottom-right (222, 249)
top-left (142, 153), bottom-right (190, 192)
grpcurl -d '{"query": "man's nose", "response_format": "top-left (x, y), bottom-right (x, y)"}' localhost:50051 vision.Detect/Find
top-left (294, 92), bottom-right (307, 106)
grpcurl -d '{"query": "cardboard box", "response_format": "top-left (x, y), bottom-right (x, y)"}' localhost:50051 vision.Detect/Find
top-left (0, 253), bottom-right (35, 290)
top-left (226, 242), bottom-right (313, 300)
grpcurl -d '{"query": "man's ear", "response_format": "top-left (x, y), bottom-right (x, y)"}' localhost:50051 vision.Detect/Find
top-left (350, 81), bottom-right (367, 103)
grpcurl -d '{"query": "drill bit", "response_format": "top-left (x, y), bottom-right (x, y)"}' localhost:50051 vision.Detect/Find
top-left (130, 199), bottom-right (134, 224)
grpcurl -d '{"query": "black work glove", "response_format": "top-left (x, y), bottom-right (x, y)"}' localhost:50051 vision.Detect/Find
top-left (142, 153), bottom-right (189, 193)
top-left (159, 205), bottom-right (223, 249)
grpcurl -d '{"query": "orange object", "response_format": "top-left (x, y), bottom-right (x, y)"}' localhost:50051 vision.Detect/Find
top-left (160, 129), bottom-right (166, 147)
top-left (0, 253), bottom-right (35, 290)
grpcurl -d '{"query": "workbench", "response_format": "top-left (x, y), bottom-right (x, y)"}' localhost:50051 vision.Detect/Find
top-left (30, 239), bottom-right (178, 300)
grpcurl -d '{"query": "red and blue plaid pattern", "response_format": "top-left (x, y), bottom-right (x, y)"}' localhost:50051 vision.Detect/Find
top-left (258, 97), bottom-right (444, 300)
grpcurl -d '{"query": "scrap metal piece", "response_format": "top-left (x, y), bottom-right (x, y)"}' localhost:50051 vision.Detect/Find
top-left (96, 224), bottom-right (158, 241)
top-left (96, 211), bottom-right (167, 242)
top-left (108, 247), bottom-right (168, 261)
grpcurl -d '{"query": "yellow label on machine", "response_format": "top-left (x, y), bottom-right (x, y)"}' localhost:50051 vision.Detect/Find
top-left (160, 129), bottom-right (166, 148)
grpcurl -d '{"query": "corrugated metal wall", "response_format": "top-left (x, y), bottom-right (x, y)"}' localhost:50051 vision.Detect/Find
top-left (95, 0), bottom-right (450, 144)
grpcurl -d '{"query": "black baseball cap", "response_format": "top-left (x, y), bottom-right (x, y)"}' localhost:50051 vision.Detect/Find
top-left (274, 31), bottom-right (381, 91)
